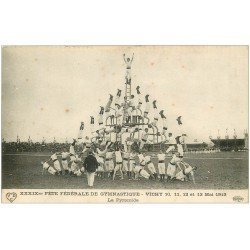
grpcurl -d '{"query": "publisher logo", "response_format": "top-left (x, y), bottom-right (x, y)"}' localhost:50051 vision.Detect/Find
top-left (6, 192), bottom-right (17, 203)
top-left (233, 196), bottom-right (244, 203)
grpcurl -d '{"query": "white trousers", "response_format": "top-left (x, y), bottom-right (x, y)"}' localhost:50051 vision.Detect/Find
top-left (105, 160), bottom-right (114, 171)
top-left (71, 162), bottom-right (78, 173)
top-left (48, 166), bottom-right (56, 175)
top-left (140, 140), bottom-right (146, 149)
top-left (158, 163), bottom-right (166, 174)
top-left (177, 144), bottom-right (184, 157)
top-left (140, 169), bottom-right (150, 179)
top-left (62, 160), bottom-right (69, 170)
top-left (126, 69), bottom-right (131, 79)
top-left (184, 166), bottom-right (193, 175)
top-left (147, 163), bottom-right (156, 174)
top-left (98, 114), bottom-right (103, 124)
top-left (175, 170), bottom-right (185, 181)
top-left (53, 161), bottom-right (61, 172)
top-left (129, 160), bottom-right (135, 171)
top-left (87, 172), bottom-right (95, 187)
top-left (167, 164), bottom-right (176, 177)
top-left (122, 160), bottom-right (129, 171)
top-left (77, 129), bottom-right (84, 140)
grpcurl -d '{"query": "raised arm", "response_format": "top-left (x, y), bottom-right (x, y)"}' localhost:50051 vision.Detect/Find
top-left (97, 147), bottom-right (108, 155)
top-left (176, 162), bottom-right (182, 171)
top-left (131, 53), bottom-right (134, 63)
top-left (124, 142), bottom-right (128, 152)
top-left (123, 54), bottom-right (126, 63)
top-left (94, 156), bottom-right (99, 167)
top-left (190, 171), bottom-right (196, 184)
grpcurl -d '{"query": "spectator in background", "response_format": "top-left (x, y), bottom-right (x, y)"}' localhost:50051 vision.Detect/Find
top-left (83, 149), bottom-right (99, 188)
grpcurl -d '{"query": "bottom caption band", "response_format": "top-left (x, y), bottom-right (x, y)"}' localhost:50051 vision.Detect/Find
top-left (2, 189), bottom-right (248, 204)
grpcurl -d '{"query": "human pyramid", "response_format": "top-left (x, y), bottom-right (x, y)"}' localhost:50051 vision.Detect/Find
top-left (41, 53), bottom-right (197, 184)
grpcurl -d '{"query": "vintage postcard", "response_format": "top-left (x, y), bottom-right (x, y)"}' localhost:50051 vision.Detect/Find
top-left (1, 45), bottom-right (248, 203)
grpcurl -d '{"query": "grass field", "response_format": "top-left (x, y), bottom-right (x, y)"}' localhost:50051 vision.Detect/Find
top-left (1, 152), bottom-right (248, 189)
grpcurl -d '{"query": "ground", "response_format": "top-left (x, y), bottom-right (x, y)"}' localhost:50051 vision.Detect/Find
top-left (1, 151), bottom-right (248, 189)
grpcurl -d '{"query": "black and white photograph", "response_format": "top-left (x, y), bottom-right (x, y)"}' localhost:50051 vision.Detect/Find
top-left (1, 45), bottom-right (248, 203)
top-left (1, 2), bottom-right (250, 250)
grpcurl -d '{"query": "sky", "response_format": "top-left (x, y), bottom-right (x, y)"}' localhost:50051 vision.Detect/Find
top-left (2, 46), bottom-right (248, 143)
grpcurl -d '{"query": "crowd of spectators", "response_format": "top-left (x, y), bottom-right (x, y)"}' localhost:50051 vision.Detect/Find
top-left (1, 141), bottom-right (81, 153)
top-left (2, 140), bottom-right (247, 154)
